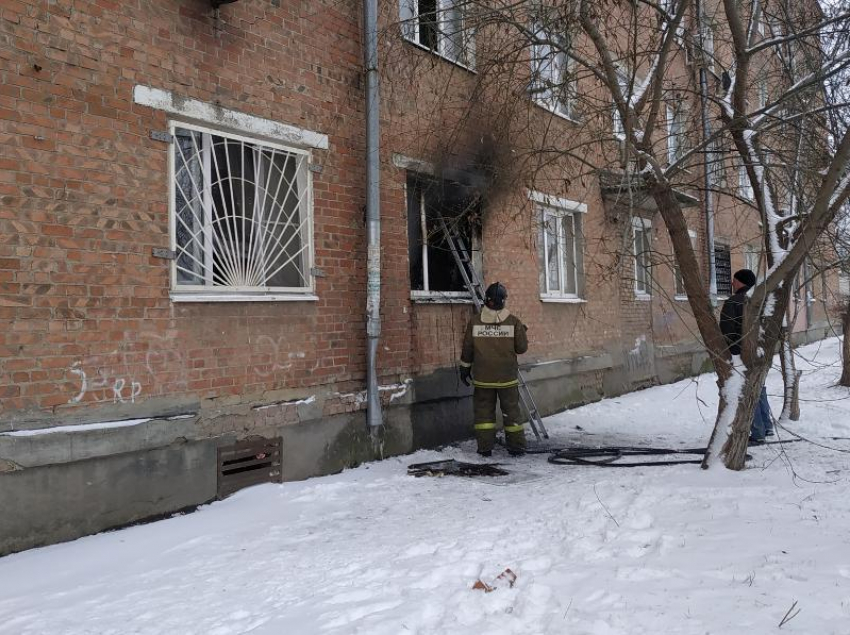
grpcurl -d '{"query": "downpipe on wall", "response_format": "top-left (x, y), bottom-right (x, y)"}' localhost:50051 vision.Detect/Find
top-left (364, 0), bottom-right (382, 430)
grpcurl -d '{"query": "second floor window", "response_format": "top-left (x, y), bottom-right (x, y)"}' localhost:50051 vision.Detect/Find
top-left (400, 0), bottom-right (474, 67)
top-left (666, 103), bottom-right (687, 165)
top-left (530, 27), bottom-right (574, 119)
top-left (738, 162), bottom-right (754, 200)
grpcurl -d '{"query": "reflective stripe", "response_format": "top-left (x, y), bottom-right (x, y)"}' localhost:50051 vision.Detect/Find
top-left (504, 424), bottom-right (524, 433)
top-left (474, 422), bottom-right (496, 430)
top-left (473, 380), bottom-right (519, 388)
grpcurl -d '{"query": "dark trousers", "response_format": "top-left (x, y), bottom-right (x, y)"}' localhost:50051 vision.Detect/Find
top-left (751, 386), bottom-right (774, 440)
top-left (473, 385), bottom-right (526, 453)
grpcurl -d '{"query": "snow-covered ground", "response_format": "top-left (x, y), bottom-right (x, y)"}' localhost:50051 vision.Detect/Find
top-left (2, 338), bottom-right (850, 635)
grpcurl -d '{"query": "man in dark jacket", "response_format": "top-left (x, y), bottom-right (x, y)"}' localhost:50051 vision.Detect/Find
top-left (459, 282), bottom-right (529, 457)
top-left (719, 268), bottom-right (774, 442)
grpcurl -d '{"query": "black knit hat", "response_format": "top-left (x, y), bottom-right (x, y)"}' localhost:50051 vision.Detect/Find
top-left (485, 282), bottom-right (507, 310)
top-left (733, 268), bottom-right (757, 288)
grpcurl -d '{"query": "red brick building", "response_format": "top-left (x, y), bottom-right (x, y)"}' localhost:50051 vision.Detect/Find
top-left (0, 0), bottom-right (836, 554)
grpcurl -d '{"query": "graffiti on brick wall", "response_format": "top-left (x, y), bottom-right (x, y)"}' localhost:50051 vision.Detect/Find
top-left (252, 335), bottom-right (304, 378)
top-left (626, 335), bottom-right (652, 373)
top-left (65, 333), bottom-right (188, 405)
top-left (67, 361), bottom-right (143, 405)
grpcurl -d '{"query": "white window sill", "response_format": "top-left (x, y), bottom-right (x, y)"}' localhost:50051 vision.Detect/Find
top-left (410, 291), bottom-right (474, 304)
top-left (634, 293), bottom-right (652, 301)
top-left (674, 295), bottom-right (688, 301)
top-left (171, 293), bottom-right (319, 303)
top-left (540, 296), bottom-right (586, 304)
top-left (402, 37), bottom-right (476, 74)
top-left (532, 100), bottom-right (580, 125)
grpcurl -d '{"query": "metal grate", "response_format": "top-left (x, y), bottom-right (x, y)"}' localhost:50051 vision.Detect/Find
top-left (715, 243), bottom-right (732, 296)
top-left (217, 437), bottom-right (282, 499)
top-left (172, 124), bottom-right (312, 292)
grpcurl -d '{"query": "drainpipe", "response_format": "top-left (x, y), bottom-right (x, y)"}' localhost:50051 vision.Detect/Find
top-left (696, 0), bottom-right (717, 307)
top-left (364, 0), bottom-right (382, 428)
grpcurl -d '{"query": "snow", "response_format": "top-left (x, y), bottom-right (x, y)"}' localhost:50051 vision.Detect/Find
top-left (3, 339), bottom-right (850, 634)
top-left (0, 418), bottom-right (152, 437)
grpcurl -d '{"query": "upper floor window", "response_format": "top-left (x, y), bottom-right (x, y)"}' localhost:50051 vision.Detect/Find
top-left (708, 136), bottom-right (726, 187)
top-left (758, 78), bottom-right (769, 110)
top-left (613, 67), bottom-right (644, 141)
top-left (633, 216), bottom-right (652, 296)
top-left (701, 24), bottom-right (716, 73)
top-left (400, 0), bottom-right (475, 68)
top-left (530, 27), bottom-right (574, 119)
top-left (537, 197), bottom-right (585, 300)
top-left (738, 162), bottom-right (754, 200)
top-left (666, 102), bottom-right (687, 165)
top-left (744, 243), bottom-right (761, 274)
top-left (170, 123), bottom-right (314, 299)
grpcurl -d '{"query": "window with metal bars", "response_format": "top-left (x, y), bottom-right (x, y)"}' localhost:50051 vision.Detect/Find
top-left (715, 243), bottom-right (732, 297)
top-left (170, 123), bottom-right (313, 297)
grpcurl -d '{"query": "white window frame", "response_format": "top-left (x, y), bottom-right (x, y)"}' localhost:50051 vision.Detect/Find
top-left (632, 216), bottom-right (652, 298)
top-left (613, 67), bottom-right (644, 141)
top-left (839, 271), bottom-right (850, 297)
top-left (400, 0), bottom-right (475, 69)
top-left (744, 243), bottom-right (761, 274)
top-left (530, 25), bottom-right (576, 121)
top-left (538, 198), bottom-right (586, 302)
top-left (738, 162), bottom-right (754, 200)
top-left (708, 136), bottom-right (725, 188)
top-left (666, 103), bottom-right (687, 166)
top-left (758, 78), bottom-right (769, 110)
top-left (674, 229), bottom-right (698, 299)
top-left (660, 0), bottom-right (685, 40)
top-left (168, 121), bottom-right (316, 302)
top-left (702, 24), bottom-right (715, 73)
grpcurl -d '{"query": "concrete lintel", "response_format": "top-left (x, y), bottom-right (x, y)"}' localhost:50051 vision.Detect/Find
top-left (134, 85), bottom-right (329, 150)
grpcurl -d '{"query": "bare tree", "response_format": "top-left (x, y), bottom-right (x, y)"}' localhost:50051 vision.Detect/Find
top-left (384, 0), bottom-right (850, 469)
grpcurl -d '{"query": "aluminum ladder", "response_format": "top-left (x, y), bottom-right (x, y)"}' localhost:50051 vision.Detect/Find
top-left (438, 216), bottom-right (549, 440)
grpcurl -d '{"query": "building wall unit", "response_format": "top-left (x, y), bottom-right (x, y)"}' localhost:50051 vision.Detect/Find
top-left (0, 0), bottom-right (837, 554)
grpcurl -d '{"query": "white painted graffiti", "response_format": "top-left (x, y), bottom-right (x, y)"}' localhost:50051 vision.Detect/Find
top-left (66, 361), bottom-right (142, 405)
top-left (252, 335), bottom-right (302, 378)
top-left (65, 333), bottom-right (188, 406)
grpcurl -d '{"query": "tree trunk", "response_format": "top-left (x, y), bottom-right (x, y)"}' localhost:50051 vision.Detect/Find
top-left (841, 301), bottom-right (850, 387)
top-left (702, 361), bottom-right (772, 470)
top-left (779, 329), bottom-right (801, 421)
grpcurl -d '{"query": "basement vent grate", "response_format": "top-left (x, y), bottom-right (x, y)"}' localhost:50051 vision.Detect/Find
top-left (217, 437), bottom-right (282, 499)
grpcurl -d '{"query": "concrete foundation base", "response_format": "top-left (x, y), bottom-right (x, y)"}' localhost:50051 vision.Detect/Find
top-left (0, 328), bottom-right (830, 556)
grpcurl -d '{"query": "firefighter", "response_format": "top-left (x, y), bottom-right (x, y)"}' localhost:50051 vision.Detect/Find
top-left (459, 282), bottom-right (529, 457)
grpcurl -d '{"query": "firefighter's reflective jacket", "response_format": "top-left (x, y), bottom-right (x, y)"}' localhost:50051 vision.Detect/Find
top-left (459, 307), bottom-right (528, 387)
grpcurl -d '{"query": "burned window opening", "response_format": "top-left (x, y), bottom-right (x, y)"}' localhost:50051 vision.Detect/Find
top-left (406, 172), bottom-right (481, 294)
